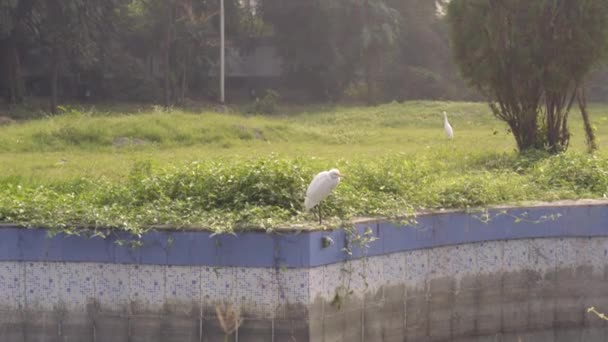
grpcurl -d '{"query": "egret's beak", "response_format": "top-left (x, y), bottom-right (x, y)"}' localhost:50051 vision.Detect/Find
top-left (339, 173), bottom-right (346, 178)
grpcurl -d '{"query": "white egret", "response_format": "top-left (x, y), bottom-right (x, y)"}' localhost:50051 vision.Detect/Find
top-left (305, 168), bottom-right (344, 224)
top-left (443, 111), bottom-right (454, 139)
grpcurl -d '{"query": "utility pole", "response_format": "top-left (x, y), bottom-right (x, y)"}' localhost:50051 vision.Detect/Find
top-left (220, 0), bottom-right (225, 104)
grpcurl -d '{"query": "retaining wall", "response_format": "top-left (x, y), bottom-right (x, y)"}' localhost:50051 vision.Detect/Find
top-left (1, 201), bottom-right (608, 341)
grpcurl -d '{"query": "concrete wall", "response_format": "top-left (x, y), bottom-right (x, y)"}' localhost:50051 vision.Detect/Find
top-left (308, 238), bottom-right (608, 341)
top-left (1, 201), bottom-right (608, 341)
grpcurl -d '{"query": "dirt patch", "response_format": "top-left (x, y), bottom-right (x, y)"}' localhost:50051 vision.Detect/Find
top-left (0, 116), bottom-right (15, 126)
top-left (113, 137), bottom-right (151, 148)
top-left (234, 125), bottom-right (267, 141)
top-left (252, 128), bottom-right (266, 141)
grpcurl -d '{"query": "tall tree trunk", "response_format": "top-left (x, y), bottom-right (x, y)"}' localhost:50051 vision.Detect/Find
top-left (163, 1), bottom-right (176, 108)
top-left (3, 41), bottom-right (15, 104)
top-left (50, 48), bottom-right (60, 114)
top-left (163, 44), bottom-right (171, 108)
top-left (3, 0), bottom-right (38, 104)
top-left (365, 59), bottom-right (374, 105)
top-left (13, 43), bottom-right (24, 102)
top-left (517, 111), bottom-right (539, 152)
top-left (544, 91), bottom-right (573, 154)
top-left (363, 0), bottom-right (374, 105)
top-left (179, 45), bottom-right (190, 105)
top-left (577, 85), bottom-right (597, 152)
top-left (180, 62), bottom-right (187, 104)
top-left (3, 39), bottom-right (24, 104)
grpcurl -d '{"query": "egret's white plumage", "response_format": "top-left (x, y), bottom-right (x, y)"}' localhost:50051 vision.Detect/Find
top-left (304, 169), bottom-right (343, 223)
top-left (305, 169), bottom-right (342, 211)
top-left (443, 111), bottom-right (453, 139)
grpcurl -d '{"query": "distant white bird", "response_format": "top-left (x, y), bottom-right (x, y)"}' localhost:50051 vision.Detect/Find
top-left (443, 111), bottom-right (453, 139)
top-left (305, 168), bottom-right (344, 224)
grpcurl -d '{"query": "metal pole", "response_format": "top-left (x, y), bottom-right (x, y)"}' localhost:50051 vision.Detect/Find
top-left (220, 0), bottom-right (225, 104)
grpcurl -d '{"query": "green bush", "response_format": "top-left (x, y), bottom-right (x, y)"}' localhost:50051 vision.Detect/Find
top-left (532, 153), bottom-right (608, 195)
top-left (248, 89), bottom-right (280, 114)
top-left (1, 153), bottom-right (607, 236)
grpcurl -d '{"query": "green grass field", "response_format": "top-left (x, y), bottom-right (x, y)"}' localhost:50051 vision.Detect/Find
top-left (1, 101), bottom-right (608, 234)
top-left (0, 101), bottom-right (507, 180)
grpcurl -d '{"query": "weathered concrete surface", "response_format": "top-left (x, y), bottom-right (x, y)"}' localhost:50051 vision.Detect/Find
top-left (201, 316), bottom-right (228, 342)
top-left (476, 273), bottom-right (501, 337)
top-left (23, 310), bottom-right (60, 342)
top-left (3, 267), bottom-right (608, 341)
top-left (363, 290), bottom-right (384, 341)
top-left (60, 313), bottom-right (94, 342)
top-left (273, 318), bottom-right (310, 342)
top-left (0, 310), bottom-right (24, 342)
top-left (405, 286), bottom-right (429, 341)
top-left (314, 265), bottom-right (608, 342)
top-left (4, 236), bottom-right (608, 341)
top-left (380, 285), bottom-right (405, 342)
top-left (128, 315), bottom-right (163, 342)
top-left (452, 276), bottom-right (478, 339)
top-left (93, 313), bottom-right (129, 342)
top-left (161, 302), bottom-right (201, 342)
top-left (159, 316), bottom-right (199, 342)
top-left (428, 277), bottom-right (455, 341)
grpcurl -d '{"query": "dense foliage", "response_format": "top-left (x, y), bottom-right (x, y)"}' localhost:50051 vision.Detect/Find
top-left (1, 151), bottom-right (607, 235)
top-left (0, 0), bottom-right (480, 109)
top-left (447, 0), bottom-right (608, 153)
top-left (259, 0), bottom-right (468, 103)
top-left (0, 0), bottom-right (245, 108)
top-left (2, 0), bottom-right (608, 108)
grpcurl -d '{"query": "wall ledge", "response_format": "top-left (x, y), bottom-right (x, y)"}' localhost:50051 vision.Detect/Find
top-left (1, 200), bottom-right (607, 267)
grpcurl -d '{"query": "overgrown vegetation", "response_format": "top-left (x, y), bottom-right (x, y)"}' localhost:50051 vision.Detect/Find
top-left (247, 89), bottom-right (280, 114)
top-left (0, 151), bottom-right (607, 235)
top-left (0, 103), bottom-right (607, 235)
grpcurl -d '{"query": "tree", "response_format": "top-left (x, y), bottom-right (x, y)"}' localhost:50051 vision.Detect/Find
top-left (0, 0), bottom-right (38, 104)
top-left (359, 0), bottom-right (400, 104)
top-left (259, 0), bottom-right (400, 103)
top-left (122, 0), bottom-right (243, 107)
top-left (447, 0), bottom-right (608, 153)
top-left (259, 0), bottom-right (355, 100)
top-left (386, 0), bottom-right (466, 101)
top-left (34, 0), bottom-right (118, 112)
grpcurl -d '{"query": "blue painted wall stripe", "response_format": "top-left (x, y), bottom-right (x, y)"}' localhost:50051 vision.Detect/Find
top-left (0, 203), bottom-right (607, 268)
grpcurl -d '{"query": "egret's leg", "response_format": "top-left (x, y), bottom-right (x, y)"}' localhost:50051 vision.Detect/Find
top-left (318, 203), bottom-right (323, 224)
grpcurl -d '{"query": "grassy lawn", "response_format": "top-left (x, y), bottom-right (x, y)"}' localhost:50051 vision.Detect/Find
top-left (0, 101), bottom-right (515, 181)
top-left (1, 101), bottom-right (608, 234)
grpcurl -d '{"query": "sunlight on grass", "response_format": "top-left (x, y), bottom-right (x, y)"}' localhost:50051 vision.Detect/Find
top-left (1, 101), bottom-right (608, 233)
top-left (0, 101), bottom-right (513, 180)
top-left (1, 101), bottom-right (607, 181)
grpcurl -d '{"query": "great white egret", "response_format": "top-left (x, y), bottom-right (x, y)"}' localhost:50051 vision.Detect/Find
top-left (443, 111), bottom-right (453, 139)
top-left (305, 168), bottom-right (344, 224)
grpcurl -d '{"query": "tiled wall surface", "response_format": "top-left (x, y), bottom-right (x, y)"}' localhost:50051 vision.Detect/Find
top-left (1, 237), bottom-right (606, 318)
top-left (3, 201), bottom-right (608, 270)
top-left (3, 202), bottom-right (608, 340)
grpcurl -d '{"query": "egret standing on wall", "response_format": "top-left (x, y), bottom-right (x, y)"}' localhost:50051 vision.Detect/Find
top-left (443, 111), bottom-right (453, 139)
top-left (305, 169), bottom-right (344, 224)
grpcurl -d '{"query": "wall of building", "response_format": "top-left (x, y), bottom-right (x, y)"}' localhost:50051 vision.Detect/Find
top-left (1, 201), bottom-right (608, 341)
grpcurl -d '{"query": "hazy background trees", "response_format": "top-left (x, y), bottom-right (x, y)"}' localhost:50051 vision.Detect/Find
top-left (1, 0), bottom-right (607, 109)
